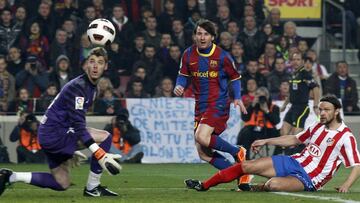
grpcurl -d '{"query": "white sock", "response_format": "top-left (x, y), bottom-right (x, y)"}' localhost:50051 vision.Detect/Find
top-left (86, 171), bottom-right (102, 190)
top-left (10, 172), bottom-right (32, 183)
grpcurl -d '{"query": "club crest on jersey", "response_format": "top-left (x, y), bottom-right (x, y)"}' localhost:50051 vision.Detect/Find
top-left (209, 71), bottom-right (218, 78)
top-left (308, 143), bottom-right (322, 157)
top-left (326, 138), bottom-right (335, 146)
top-left (75, 97), bottom-right (84, 110)
top-left (210, 60), bottom-right (218, 67)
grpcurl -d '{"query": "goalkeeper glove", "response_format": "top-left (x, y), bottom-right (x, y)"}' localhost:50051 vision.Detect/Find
top-left (92, 145), bottom-right (122, 175)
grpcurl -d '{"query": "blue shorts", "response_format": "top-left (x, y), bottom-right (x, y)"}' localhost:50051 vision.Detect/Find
top-left (272, 155), bottom-right (315, 191)
top-left (38, 124), bottom-right (79, 169)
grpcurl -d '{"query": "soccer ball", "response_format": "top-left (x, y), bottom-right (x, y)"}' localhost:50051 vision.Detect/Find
top-left (87, 18), bottom-right (116, 46)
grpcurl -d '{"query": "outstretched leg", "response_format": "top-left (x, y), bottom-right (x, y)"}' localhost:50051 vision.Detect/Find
top-left (201, 157), bottom-right (275, 190)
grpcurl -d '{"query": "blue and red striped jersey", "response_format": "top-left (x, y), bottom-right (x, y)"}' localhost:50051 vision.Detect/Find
top-left (178, 44), bottom-right (240, 114)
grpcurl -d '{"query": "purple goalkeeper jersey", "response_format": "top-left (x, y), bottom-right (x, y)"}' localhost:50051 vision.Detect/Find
top-left (38, 74), bottom-right (97, 147)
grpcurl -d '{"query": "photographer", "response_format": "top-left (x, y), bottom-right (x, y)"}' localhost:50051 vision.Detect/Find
top-left (9, 112), bottom-right (45, 163)
top-left (237, 87), bottom-right (280, 159)
top-left (15, 55), bottom-right (49, 98)
top-left (104, 109), bottom-right (144, 163)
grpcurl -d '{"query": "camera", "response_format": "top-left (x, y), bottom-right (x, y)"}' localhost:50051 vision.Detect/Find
top-left (258, 95), bottom-right (267, 104)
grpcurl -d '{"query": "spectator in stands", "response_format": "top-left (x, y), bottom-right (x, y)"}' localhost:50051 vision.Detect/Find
top-left (134, 6), bottom-right (154, 32)
top-left (182, 0), bottom-right (199, 22)
top-left (8, 87), bottom-right (34, 114)
top-left (0, 8), bottom-right (22, 55)
top-left (105, 41), bottom-right (130, 89)
top-left (129, 33), bottom-right (145, 68)
top-left (227, 20), bottom-right (240, 43)
top-left (0, 55), bottom-right (15, 108)
top-left (241, 60), bottom-right (267, 95)
top-left (171, 18), bottom-right (193, 50)
top-left (218, 31), bottom-right (232, 52)
top-left (126, 76), bottom-right (150, 98)
top-left (272, 80), bottom-right (290, 101)
top-left (297, 39), bottom-right (309, 56)
top-left (92, 0), bottom-right (105, 18)
top-left (258, 41), bottom-right (277, 76)
top-left (10, 113), bottom-right (45, 163)
top-left (262, 23), bottom-right (278, 42)
top-left (35, 82), bottom-right (58, 113)
top-left (6, 47), bottom-right (24, 78)
top-left (275, 36), bottom-right (289, 61)
top-left (214, 5), bottom-right (234, 33)
top-left (15, 55), bottom-right (49, 98)
top-left (94, 87), bottom-right (124, 116)
top-left (28, 2), bottom-right (57, 42)
top-left (239, 4), bottom-right (262, 27)
top-left (267, 56), bottom-right (291, 100)
top-left (53, 0), bottom-right (79, 25)
top-left (306, 49), bottom-right (329, 91)
top-left (154, 77), bottom-right (176, 98)
top-left (77, 5), bottom-right (96, 36)
top-left (105, 109), bottom-right (144, 163)
top-left (283, 21), bottom-right (301, 47)
top-left (18, 21), bottom-right (50, 69)
top-left (157, 33), bottom-right (173, 63)
top-left (325, 61), bottom-right (360, 113)
top-left (14, 5), bottom-right (27, 28)
top-left (127, 64), bottom-right (148, 95)
top-left (49, 55), bottom-right (73, 90)
top-left (49, 28), bottom-right (73, 71)
top-left (184, 9), bottom-right (201, 33)
top-left (266, 8), bottom-right (283, 36)
top-left (241, 78), bottom-right (257, 108)
top-left (304, 57), bottom-right (322, 98)
top-left (237, 87), bottom-right (280, 160)
top-left (163, 44), bottom-right (181, 83)
top-left (231, 41), bottom-right (245, 74)
top-left (97, 77), bottom-right (114, 99)
top-left (136, 44), bottom-right (163, 95)
top-left (157, 0), bottom-right (180, 34)
top-left (238, 16), bottom-right (267, 61)
top-left (110, 4), bottom-right (134, 48)
top-left (141, 16), bottom-right (161, 49)
top-left (78, 33), bottom-right (91, 71)
top-left (61, 19), bottom-right (77, 49)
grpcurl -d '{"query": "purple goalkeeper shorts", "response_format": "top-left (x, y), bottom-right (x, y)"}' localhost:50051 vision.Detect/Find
top-left (38, 124), bottom-right (79, 169)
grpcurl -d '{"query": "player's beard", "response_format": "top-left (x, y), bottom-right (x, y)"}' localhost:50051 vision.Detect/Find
top-left (323, 115), bottom-right (335, 126)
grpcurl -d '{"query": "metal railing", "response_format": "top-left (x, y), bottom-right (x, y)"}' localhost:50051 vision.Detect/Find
top-left (322, 0), bottom-right (346, 60)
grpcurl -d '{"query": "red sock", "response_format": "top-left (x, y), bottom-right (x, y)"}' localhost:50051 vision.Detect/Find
top-left (203, 163), bottom-right (244, 189)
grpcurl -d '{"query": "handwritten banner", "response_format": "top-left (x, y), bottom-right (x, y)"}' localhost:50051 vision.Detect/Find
top-left (126, 98), bottom-right (325, 163)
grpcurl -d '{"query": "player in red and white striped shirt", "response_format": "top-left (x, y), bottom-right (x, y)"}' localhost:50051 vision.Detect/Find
top-left (185, 95), bottom-right (360, 192)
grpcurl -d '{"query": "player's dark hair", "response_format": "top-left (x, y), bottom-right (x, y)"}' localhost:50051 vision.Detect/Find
top-left (193, 19), bottom-right (217, 38)
top-left (320, 94), bottom-right (342, 122)
top-left (88, 47), bottom-right (108, 62)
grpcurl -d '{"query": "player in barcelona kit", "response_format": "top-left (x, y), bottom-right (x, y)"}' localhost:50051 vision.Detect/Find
top-left (174, 19), bottom-right (252, 190)
top-left (185, 95), bottom-right (360, 193)
top-left (0, 47), bottom-right (122, 197)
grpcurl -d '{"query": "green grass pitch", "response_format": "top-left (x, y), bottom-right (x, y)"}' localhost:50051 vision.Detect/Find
top-left (0, 163), bottom-right (359, 203)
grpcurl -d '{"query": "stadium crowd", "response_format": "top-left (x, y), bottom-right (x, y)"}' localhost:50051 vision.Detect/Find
top-left (0, 0), bottom-right (358, 117)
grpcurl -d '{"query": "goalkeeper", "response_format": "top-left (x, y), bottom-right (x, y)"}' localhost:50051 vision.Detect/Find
top-left (0, 47), bottom-right (121, 197)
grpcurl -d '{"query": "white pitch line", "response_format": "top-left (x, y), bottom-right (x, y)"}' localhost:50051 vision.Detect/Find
top-left (273, 192), bottom-right (360, 203)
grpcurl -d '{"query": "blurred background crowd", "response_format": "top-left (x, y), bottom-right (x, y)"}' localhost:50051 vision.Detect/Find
top-left (0, 0), bottom-right (358, 116)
